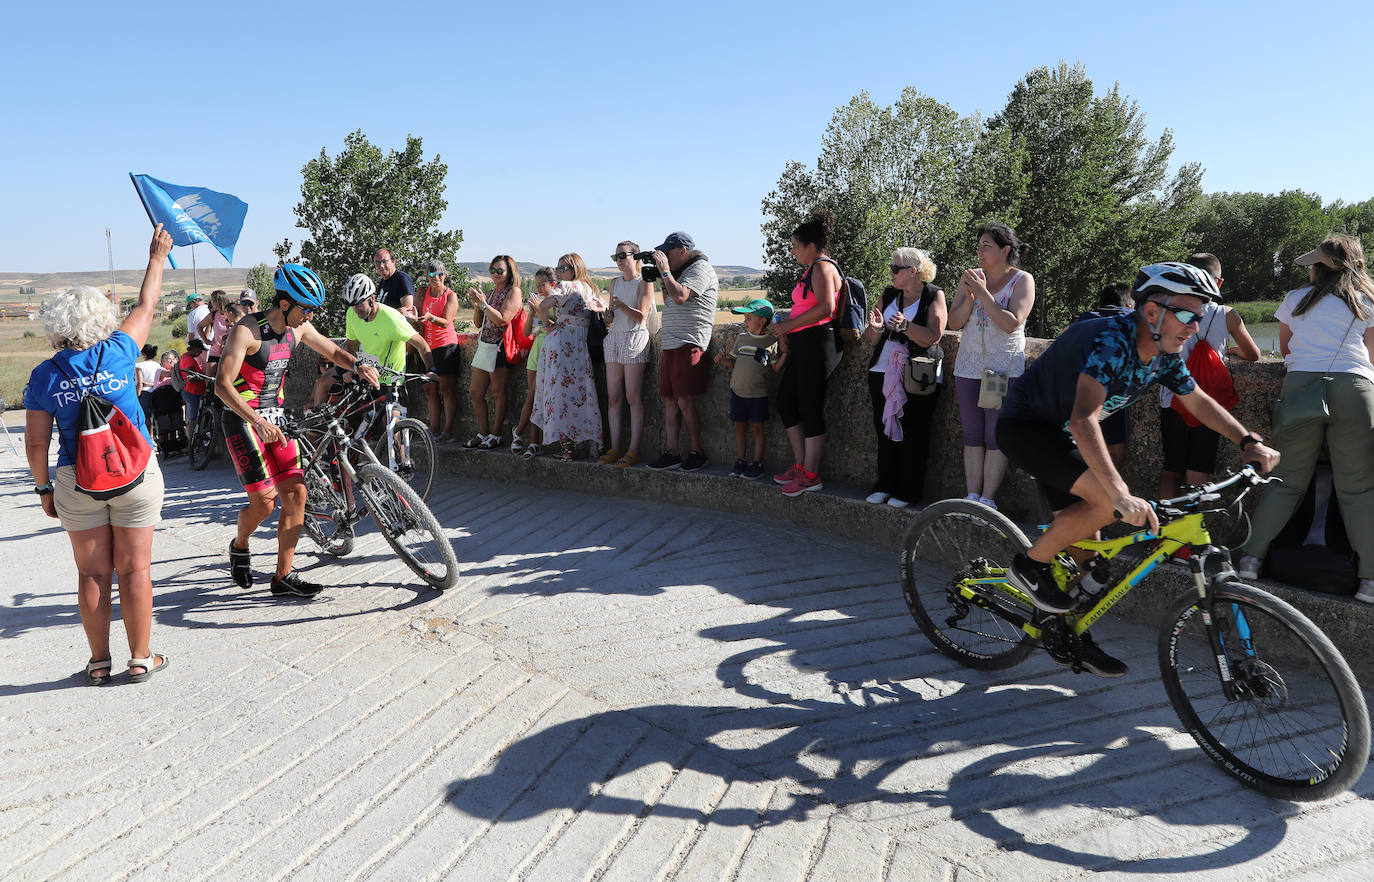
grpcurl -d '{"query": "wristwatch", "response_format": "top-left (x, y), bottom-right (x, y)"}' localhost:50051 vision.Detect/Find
top-left (34, 481), bottom-right (53, 496)
top-left (1240, 433), bottom-right (1262, 449)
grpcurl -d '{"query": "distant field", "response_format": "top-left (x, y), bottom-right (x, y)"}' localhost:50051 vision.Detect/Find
top-left (0, 318), bottom-right (183, 408)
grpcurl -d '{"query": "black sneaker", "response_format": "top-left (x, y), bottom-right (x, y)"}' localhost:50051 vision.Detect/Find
top-left (1074, 631), bottom-right (1129, 678)
top-left (741, 461), bottom-right (764, 480)
top-left (229, 541), bottom-right (253, 589)
top-left (270, 571), bottom-right (325, 598)
top-left (1008, 554), bottom-right (1075, 613)
top-left (646, 451), bottom-right (683, 471)
top-left (680, 450), bottom-right (709, 472)
top-left (729, 459), bottom-right (747, 477)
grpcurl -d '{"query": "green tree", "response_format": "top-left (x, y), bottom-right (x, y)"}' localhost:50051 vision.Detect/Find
top-left (982, 62), bottom-right (1203, 335)
top-left (274, 130), bottom-right (465, 334)
top-left (244, 262), bottom-right (275, 303)
top-left (760, 88), bottom-right (1014, 308)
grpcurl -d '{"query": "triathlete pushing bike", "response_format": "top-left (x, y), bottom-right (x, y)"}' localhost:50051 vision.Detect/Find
top-left (997, 262), bottom-right (1279, 676)
top-left (215, 264), bottom-right (380, 597)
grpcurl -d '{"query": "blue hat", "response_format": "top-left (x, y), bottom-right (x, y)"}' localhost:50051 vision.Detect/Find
top-left (654, 231), bottom-right (694, 253)
top-left (730, 298), bottom-right (774, 319)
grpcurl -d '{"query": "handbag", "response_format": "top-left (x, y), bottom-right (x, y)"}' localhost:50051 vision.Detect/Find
top-left (1170, 310), bottom-right (1238, 426)
top-left (1271, 318), bottom-right (1353, 435)
top-left (974, 299), bottom-right (1008, 409)
top-left (472, 339), bottom-right (499, 373)
top-left (503, 307), bottom-right (531, 363)
top-left (904, 344), bottom-right (943, 396)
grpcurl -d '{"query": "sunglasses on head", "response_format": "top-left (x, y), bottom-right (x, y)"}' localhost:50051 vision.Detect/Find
top-left (1154, 301), bottom-right (1203, 325)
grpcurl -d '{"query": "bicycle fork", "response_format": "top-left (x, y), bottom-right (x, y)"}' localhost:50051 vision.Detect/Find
top-left (1186, 549), bottom-right (1254, 702)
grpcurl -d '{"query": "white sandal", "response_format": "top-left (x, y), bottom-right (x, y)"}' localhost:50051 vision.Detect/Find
top-left (128, 653), bottom-right (169, 684)
top-left (522, 442), bottom-right (540, 460)
top-left (510, 433), bottom-right (524, 455)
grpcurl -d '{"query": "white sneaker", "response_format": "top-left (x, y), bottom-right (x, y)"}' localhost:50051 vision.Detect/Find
top-left (887, 497), bottom-right (910, 509)
top-left (866, 492), bottom-right (890, 504)
top-left (1236, 555), bottom-right (1261, 580)
top-left (1355, 580), bottom-right (1374, 604)
top-left (979, 495), bottom-right (998, 510)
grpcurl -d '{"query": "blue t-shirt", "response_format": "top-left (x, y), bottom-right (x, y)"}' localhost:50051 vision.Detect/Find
top-left (1001, 313), bottom-right (1195, 431)
top-left (23, 330), bottom-right (152, 467)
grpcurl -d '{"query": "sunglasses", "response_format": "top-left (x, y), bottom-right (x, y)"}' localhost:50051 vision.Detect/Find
top-left (612, 251), bottom-right (634, 261)
top-left (557, 264), bottom-right (572, 272)
top-left (489, 268), bottom-right (507, 275)
top-left (1155, 302), bottom-right (1203, 325)
top-left (890, 265), bottom-right (910, 273)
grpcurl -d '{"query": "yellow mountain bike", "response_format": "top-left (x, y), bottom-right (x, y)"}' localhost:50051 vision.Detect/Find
top-left (900, 466), bottom-right (1369, 801)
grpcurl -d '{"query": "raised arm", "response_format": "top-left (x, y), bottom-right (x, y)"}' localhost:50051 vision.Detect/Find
top-left (118, 224), bottom-right (173, 347)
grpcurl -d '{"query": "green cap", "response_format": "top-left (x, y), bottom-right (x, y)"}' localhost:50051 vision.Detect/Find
top-left (729, 298), bottom-right (774, 319)
top-left (185, 293), bottom-right (202, 307)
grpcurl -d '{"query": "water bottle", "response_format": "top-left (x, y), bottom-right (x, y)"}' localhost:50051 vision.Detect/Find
top-left (1076, 558), bottom-right (1114, 600)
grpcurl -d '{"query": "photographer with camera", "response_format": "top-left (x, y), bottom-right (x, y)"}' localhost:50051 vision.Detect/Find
top-left (644, 232), bottom-right (719, 472)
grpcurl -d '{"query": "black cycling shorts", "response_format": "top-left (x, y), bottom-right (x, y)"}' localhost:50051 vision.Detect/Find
top-left (996, 416), bottom-right (1088, 512)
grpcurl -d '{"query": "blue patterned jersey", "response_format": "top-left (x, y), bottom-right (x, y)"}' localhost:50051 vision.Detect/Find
top-left (1001, 313), bottom-right (1194, 431)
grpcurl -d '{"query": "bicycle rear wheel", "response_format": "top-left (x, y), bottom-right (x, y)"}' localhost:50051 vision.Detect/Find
top-left (302, 458), bottom-right (354, 557)
top-left (356, 462), bottom-right (458, 590)
top-left (1159, 581), bottom-right (1370, 800)
top-left (901, 499), bottom-right (1038, 670)
top-left (189, 405), bottom-right (218, 470)
top-left (373, 417), bottom-right (436, 501)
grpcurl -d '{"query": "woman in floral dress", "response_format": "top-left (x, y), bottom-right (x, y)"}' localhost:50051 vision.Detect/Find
top-left (533, 253), bottom-right (608, 461)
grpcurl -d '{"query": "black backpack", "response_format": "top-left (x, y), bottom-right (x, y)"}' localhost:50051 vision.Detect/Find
top-left (804, 257), bottom-right (868, 331)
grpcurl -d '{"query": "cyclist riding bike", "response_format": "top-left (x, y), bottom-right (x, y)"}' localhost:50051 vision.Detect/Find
top-left (995, 262), bottom-right (1280, 676)
top-left (215, 263), bottom-right (380, 598)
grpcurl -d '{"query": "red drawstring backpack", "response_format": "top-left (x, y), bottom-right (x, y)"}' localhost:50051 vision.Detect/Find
top-left (52, 349), bottom-right (152, 499)
top-left (1171, 312), bottom-right (1239, 426)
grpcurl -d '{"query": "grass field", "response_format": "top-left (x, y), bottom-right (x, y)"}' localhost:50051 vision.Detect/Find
top-left (0, 318), bottom-right (184, 408)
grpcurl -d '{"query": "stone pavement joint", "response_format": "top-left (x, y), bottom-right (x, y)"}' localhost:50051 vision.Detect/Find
top-left (1, 430), bottom-right (1371, 880)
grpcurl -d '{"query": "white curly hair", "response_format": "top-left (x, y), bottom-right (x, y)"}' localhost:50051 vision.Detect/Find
top-left (891, 247), bottom-right (938, 284)
top-left (41, 285), bottom-right (118, 350)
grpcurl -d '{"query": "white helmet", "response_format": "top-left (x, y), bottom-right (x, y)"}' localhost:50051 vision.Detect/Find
top-left (342, 273), bottom-right (377, 305)
top-left (1132, 262), bottom-right (1222, 303)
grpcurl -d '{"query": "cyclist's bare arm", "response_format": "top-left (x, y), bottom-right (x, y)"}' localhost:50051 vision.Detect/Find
top-left (215, 322), bottom-right (260, 419)
top-left (405, 333), bottom-right (437, 373)
top-left (1175, 388), bottom-right (1279, 472)
top-left (1066, 374), bottom-right (1157, 531)
top-left (298, 322), bottom-right (379, 389)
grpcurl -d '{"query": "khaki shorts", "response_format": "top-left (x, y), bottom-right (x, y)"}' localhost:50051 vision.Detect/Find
top-left (53, 458), bottom-right (164, 532)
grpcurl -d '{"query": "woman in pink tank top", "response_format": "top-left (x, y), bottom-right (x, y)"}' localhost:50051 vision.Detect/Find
top-left (418, 261), bottom-right (461, 440)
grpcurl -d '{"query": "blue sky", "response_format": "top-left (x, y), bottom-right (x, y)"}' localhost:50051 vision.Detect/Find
top-left (3, 0), bottom-right (1369, 274)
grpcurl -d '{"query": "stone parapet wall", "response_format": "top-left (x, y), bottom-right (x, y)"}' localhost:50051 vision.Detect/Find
top-left (285, 326), bottom-right (1284, 517)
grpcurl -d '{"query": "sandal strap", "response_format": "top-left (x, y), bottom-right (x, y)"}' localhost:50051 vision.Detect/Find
top-left (127, 654), bottom-right (165, 671)
top-left (86, 658), bottom-right (112, 673)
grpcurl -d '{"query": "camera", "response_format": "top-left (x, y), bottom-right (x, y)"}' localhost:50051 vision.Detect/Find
top-left (634, 251), bottom-right (660, 283)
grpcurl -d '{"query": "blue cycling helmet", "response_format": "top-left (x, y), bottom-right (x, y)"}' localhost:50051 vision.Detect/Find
top-left (273, 263), bottom-right (327, 308)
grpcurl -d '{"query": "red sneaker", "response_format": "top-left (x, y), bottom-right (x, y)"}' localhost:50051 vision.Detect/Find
top-left (781, 470), bottom-right (823, 497)
top-left (773, 463), bottom-right (804, 485)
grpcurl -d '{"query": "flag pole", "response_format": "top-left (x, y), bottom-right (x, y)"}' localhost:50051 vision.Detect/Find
top-left (191, 243), bottom-right (199, 297)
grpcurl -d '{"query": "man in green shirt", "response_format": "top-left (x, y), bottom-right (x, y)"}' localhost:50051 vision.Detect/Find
top-left (342, 273), bottom-right (437, 378)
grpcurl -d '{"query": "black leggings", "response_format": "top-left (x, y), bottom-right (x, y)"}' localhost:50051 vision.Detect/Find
top-left (867, 371), bottom-right (940, 503)
top-left (776, 325), bottom-right (830, 437)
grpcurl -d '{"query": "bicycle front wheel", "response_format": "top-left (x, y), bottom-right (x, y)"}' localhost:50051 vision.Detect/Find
top-left (189, 406), bottom-right (218, 470)
top-left (901, 498), bottom-right (1038, 670)
top-left (1159, 581), bottom-right (1370, 800)
top-left (356, 463), bottom-right (458, 590)
top-left (373, 417), bottom-right (436, 501)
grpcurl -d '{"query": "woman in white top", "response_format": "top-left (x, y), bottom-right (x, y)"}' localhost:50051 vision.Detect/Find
top-left (1239, 235), bottom-right (1374, 600)
top-left (947, 222), bottom-right (1035, 509)
top-left (862, 246), bottom-right (947, 508)
top-left (599, 240), bottom-right (657, 467)
top-left (135, 344), bottom-right (160, 422)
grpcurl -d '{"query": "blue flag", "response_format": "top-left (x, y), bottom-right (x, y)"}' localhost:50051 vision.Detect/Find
top-left (129, 173), bottom-right (248, 265)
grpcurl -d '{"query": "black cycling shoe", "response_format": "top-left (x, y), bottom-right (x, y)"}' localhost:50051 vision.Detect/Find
top-left (1067, 631), bottom-right (1129, 678)
top-left (270, 571), bottom-right (325, 598)
top-left (229, 541), bottom-right (253, 589)
top-left (1009, 553), bottom-right (1075, 613)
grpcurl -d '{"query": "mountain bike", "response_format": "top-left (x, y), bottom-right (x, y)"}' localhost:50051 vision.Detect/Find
top-left (900, 466), bottom-right (1369, 801)
top-left (284, 381), bottom-right (457, 591)
top-left (185, 371), bottom-right (223, 471)
top-left (316, 364), bottom-right (436, 501)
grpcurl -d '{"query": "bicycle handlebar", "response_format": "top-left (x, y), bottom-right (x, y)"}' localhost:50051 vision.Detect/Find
top-left (1112, 464), bottom-right (1273, 524)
